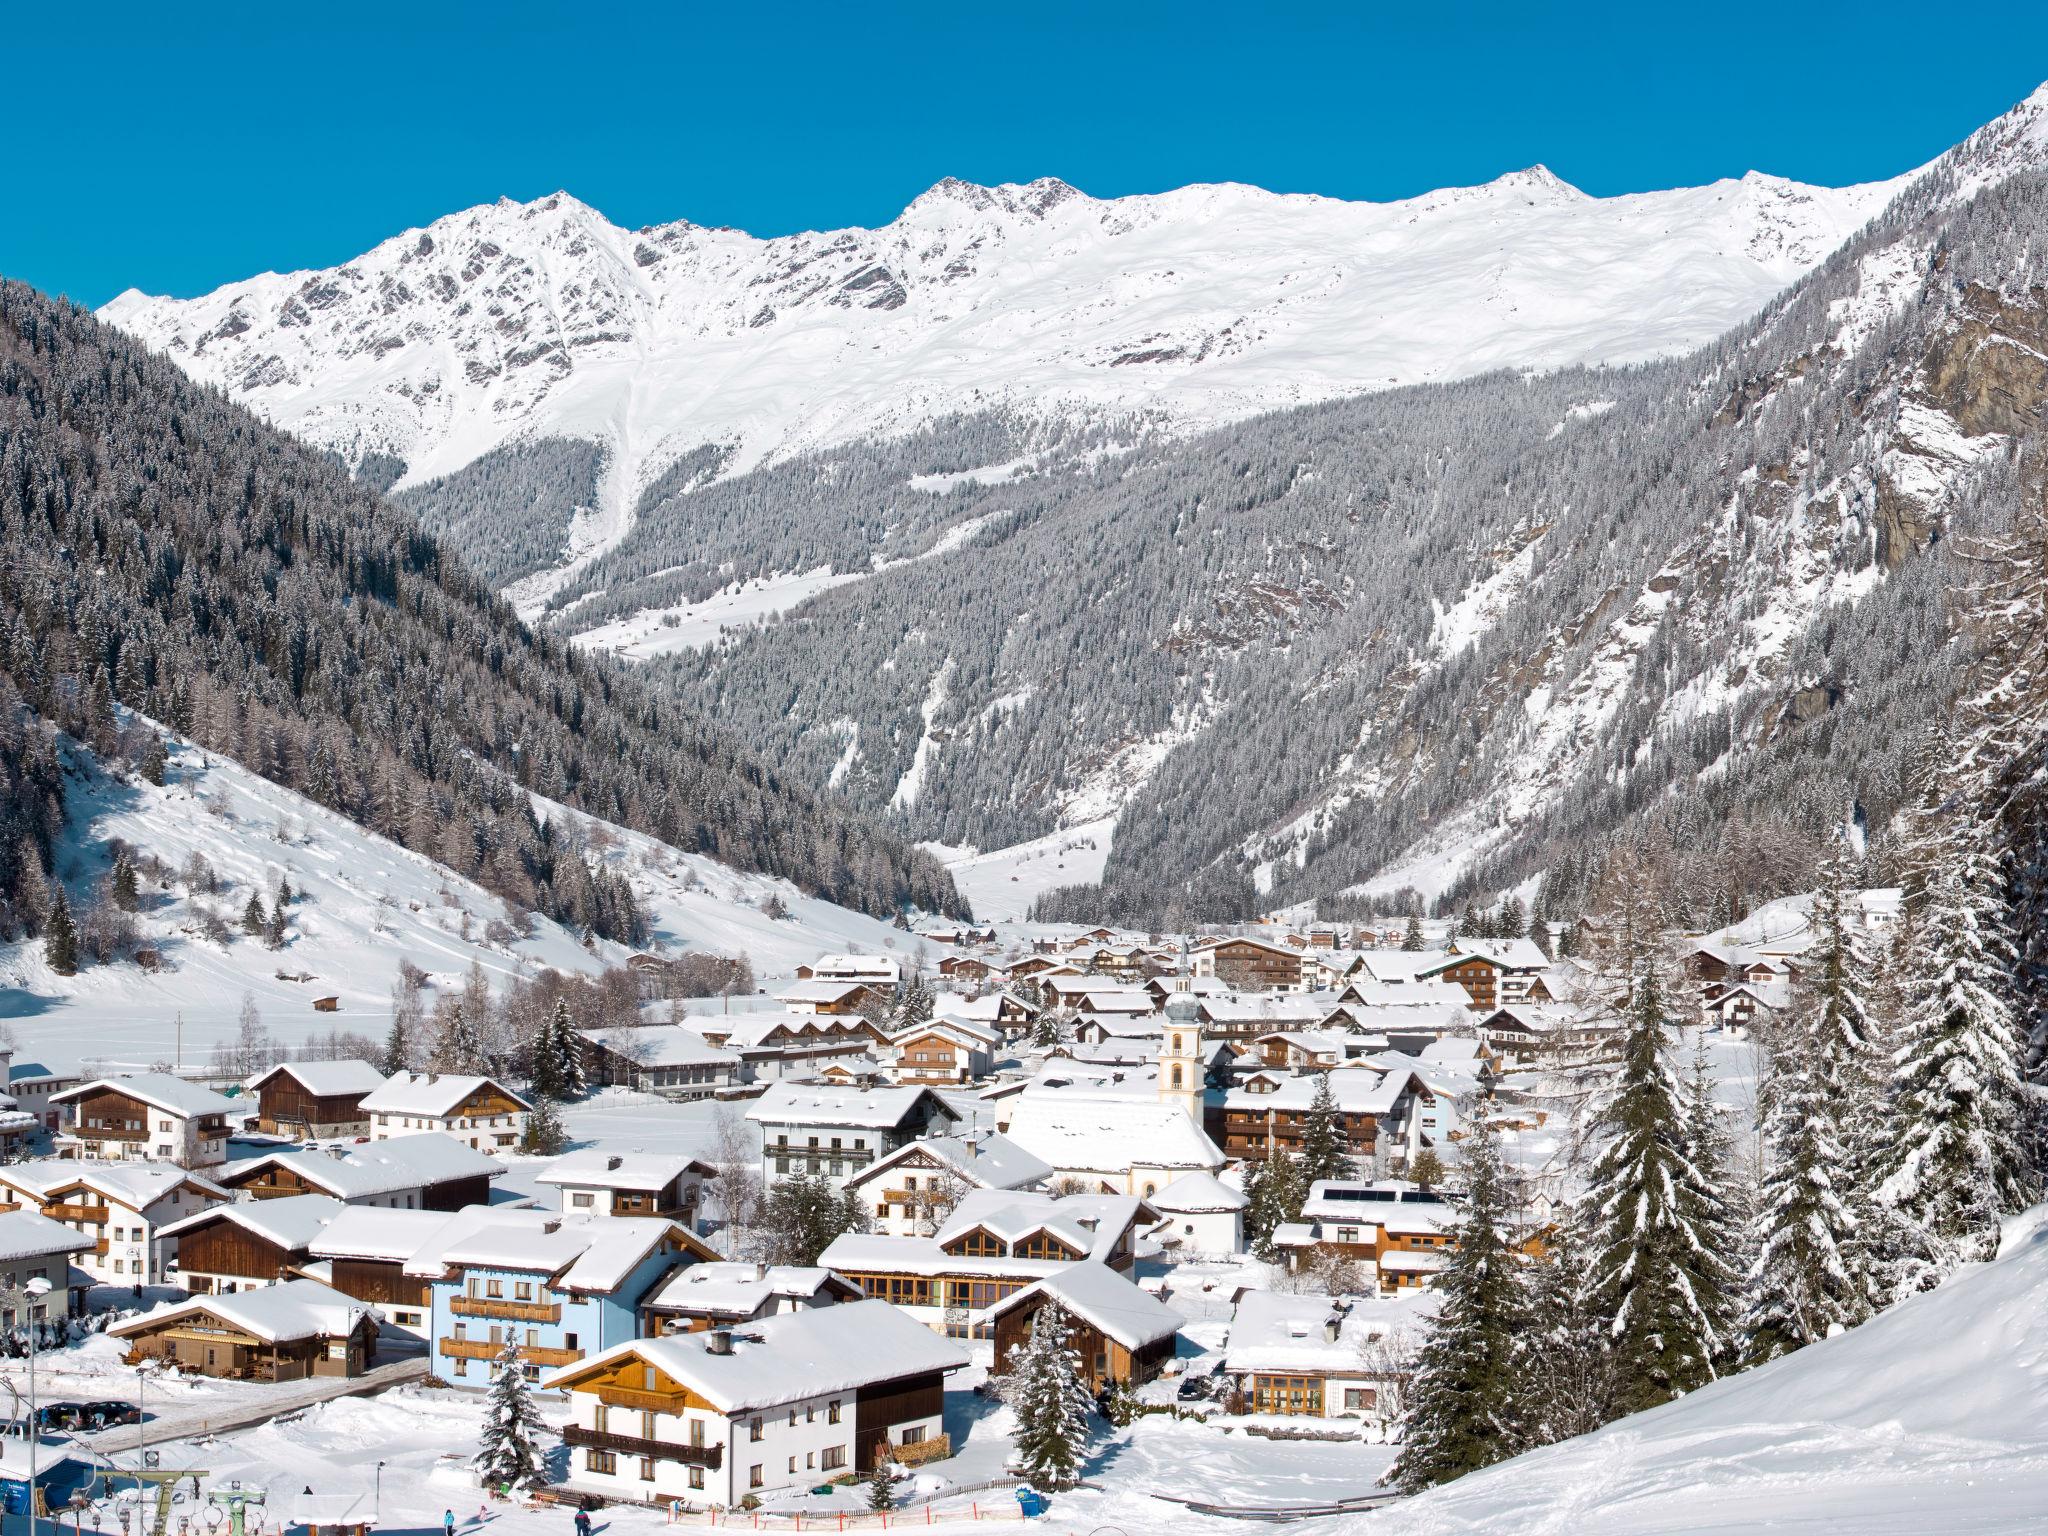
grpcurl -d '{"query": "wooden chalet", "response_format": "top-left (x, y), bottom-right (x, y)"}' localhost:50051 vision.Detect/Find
top-left (112, 1278), bottom-right (377, 1381)
top-left (987, 1263), bottom-right (1182, 1390)
top-left (246, 1060), bottom-right (388, 1140)
top-left (159, 1193), bottom-right (340, 1293)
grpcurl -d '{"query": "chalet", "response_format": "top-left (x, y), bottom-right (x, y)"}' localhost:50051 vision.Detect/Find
top-left (1190, 936), bottom-right (1305, 993)
top-left (1417, 938), bottom-right (1553, 1011)
top-left (1068, 1012), bottom-right (1162, 1051)
top-left (793, 954), bottom-right (902, 992)
top-left (1001, 1088), bottom-right (1226, 1196)
top-left (1141, 974), bottom-right (1231, 1009)
top-left (1221, 1292), bottom-right (1398, 1417)
top-left (213, 1132), bottom-right (503, 1211)
top-left (1683, 941), bottom-right (1788, 989)
top-left (1477, 1003), bottom-right (1620, 1070)
top-left (697, 1012), bottom-right (886, 1082)
top-left (987, 1263), bottom-right (1183, 1390)
top-left (822, 1190), bottom-right (1155, 1338)
top-left (6, 1064), bottom-right (82, 1134)
top-left (0, 1161), bottom-right (227, 1286)
top-left (245, 1060), bottom-right (387, 1141)
top-left (158, 1194), bottom-right (342, 1293)
top-left (1275, 1180), bottom-right (1459, 1292)
top-left (52, 1074), bottom-right (234, 1169)
top-left (538, 1150), bottom-right (715, 1225)
top-left (745, 1083), bottom-right (959, 1188)
top-left (577, 1026), bottom-right (740, 1100)
top-left (1005, 955), bottom-right (1075, 983)
top-left (1196, 995), bottom-right (1329, 1046)
top-left (1073, 988), bottom-right (1155, 1018)
top-left (845, 1131), bottom-right (1053, 1237)
top-left (304, 1205), bottom-right (449, 1336)
top-left (545, 1301), bottom-right (967, 1506)
top-left (359, 1072), bottom-right (530, 1151)
top-left (645, 1262), bottom-right (861, 1333)
top-left (888, 1019), bottom-right (999, 1086)
top-left (935, 955), bottom-right (1002, 983)
top-left (931, 989), bottom-right (1038, 1036)
top-left (414, 1209), bottom-right (719, 1385)
top-left (0, 1210), bottom-right (93, 1321)
top-left (1701, 980), bottom-right (1792, 1035)
top-left (1252, 1030), bottom-right (1380, 1071)
top-left (774, 980), bottom-right (888, 1017)
top-left (1221, 1068), bottom-right (1426, 1166)
top-left (1145, 1170), bottom-right (1246, 1257)
top-left (111, 1277), bottom-right (378, 1381)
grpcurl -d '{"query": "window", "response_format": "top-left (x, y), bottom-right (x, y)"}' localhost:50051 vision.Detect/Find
top-left (827, 1400), bottom-right (841, 1424)
top-left (593, 1405), bottom-right (609, 1433)
top-left (515, 1282), bottom-right (533, 1300)
top-left (749, 1418), bottom-right (764, 1442)
top-left (688, 1468), bottom-right (705, 1491)
top-left (749, 1466), bottom-right (763, 1490)
top-left (639, 1458), bottom-right (656, 1483)
top-left (486, 1279), bottom-right (503, 1299)
top-left (821, 1446), bottom-right (845, 1470)
top-left (586, 1450), bottom-right (616, 1475)
top-left (805, 1452), bottom-right (815, 1470)
top-left (1342, 1387), bottom-right (1375, 1412)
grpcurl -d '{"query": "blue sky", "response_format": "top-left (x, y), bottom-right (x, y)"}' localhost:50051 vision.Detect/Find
top-left (12, 1), bottom-right (2048, 307)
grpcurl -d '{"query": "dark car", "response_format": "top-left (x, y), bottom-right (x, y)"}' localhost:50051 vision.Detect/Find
top-left (31, 1403), bottom-right (88, 1432)
top-left (80, 1401), bottom-right (141, 1429)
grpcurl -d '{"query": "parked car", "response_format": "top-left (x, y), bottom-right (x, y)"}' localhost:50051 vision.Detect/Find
top-left (30, 1403), bottom-right (88, 1431)
top-left (80, 1401), bottom-right (141, 1429)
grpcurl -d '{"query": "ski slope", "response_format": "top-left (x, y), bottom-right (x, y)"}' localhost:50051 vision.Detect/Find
top-left (0, 732), bottom-right (912, 1072)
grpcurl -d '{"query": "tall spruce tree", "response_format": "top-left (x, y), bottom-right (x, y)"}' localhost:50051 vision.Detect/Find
top-left (1580, 955), bottom-right (1726, 1411)
top-left (1402, 912), bottom-right (1425, 952)
top-left (1878, 810), bottom-right (2029, 1282)
top-left (1005, 1302), bottom-right (1093, 1490)
top-left (1298, 1072), bottom-right (1351, 1185)
top-left (1387, 1118), bottom-right (1526, 1492)
top-left (1747, 844), bottom-right (1869, 1357)
top-left (1245, 1147), bottom-right (1308, 1259)
top-left (42, 887), bottom-right (77, 976)
top-left (472, 1340), bottom-right (549, 1493)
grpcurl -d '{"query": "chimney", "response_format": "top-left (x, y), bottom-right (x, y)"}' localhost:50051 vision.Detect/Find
top-left (1323, 1316), bottom-right (1341, 1344)
top-left (606, 1155), bottom-right (622, 1171)
top-left (705, 1328), bottom-right (734, 1356)
top-left (425, 1072), bottom-right (438, 1086)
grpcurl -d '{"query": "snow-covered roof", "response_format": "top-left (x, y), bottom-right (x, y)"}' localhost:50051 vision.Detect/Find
top-left (0, 1209), bottom-right (94, 1263)
top-left (846, 1131), bottom-right (1052, 1194)
top-left (412, 1210), bottom-right (704, 1291)
top-left (0, 1159), bottom-right (227, 1210)
top-left (934, 1189), bottom-right (1150, 1262)
top-left (111, 1277), bottom-right (371, 1344)
top-left (805, 954), bottom-right (902, 980)
top-left (647, 1262), bottom-right (858, 1316)
top-left (52, 1072), bottom-right (234, 1119)
top-left (1077, 990), bottom-right (1154, 1014)
top-left (222, 1132), bottom-right (504, 1199)
top-left (1339, 979), bottom-right (1474, 1010)
top-left (1355, 951), bottom-right (1457, 984)
top-left (544, 1298), bottom-right (968, 1411)
top-left (988, 1261), bottom-right (1183, 1350)
top-left (578, 1025), bottom-right (739, 1069)
top-left (1300, 1180), bottom-right (1455, 1234)
top-left (359, 1071), bottom-right (531, 1117)
top-left (306, 1206), bottom-right (454, 1264)
top-left (159, 1192), bottom-right (343, 1251)
top-left (1149, 1170), bottom-right (1248, 1214)
top-left (1223, 1291), bottom-right (1382, 1373)
top-left (898, 1017), bottom-right (1001, 1052)
top-left (1222, 1067), bottom-right (1413, 1115)
top-left (745, 1082), bottom-right (955, 1130)
top-left (777, 980), bottom-right (878, 1005)
top-left (1445, 938), bottom-right (1551, 971)
top-left (247, 1059), bottom-right (389, 1098)
top-left (537, 1149), bottom-right (715, 1191)
top-left (1002, 1089), bottom-right (1224, 1176)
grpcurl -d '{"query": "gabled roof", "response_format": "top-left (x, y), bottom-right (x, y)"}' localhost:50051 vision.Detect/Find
top-left (538, 1149), bottom-right (716, 1191)
top-left (0, 1209), bottom-right (94, 1263)
top-left (0, 1159), bottom-right (227, 1210)
top-left (577, 1025), bottom-right (739, 1070)
top-left (647, 1262), bottom-right (861, 1316)
top-left (844, 1132), bottom-right (1052, 1195)
top-left (219, 1132), bottom-right (504, 1199)
top-left (934, 1190), bottom-right (1152, 1263)
top-left (417, 1211), bottom-right (712, 1291)
top-left (246, 1059), bottom-right (388, 1098)
top-left (158, 1192), bottom-right (343, 1251)
top-left (1191, 934), bottom-right (1301, 959)
top-left (52, 1073), bottom-right (234, 1119)
top-left (898, 1017), bottom-right (1001, 1052)
top-left (110, 1278), bottom-right (370, 1344)
top-left (986, 1262), bottom-right (1183, 1350)
top-left (776, 980), bottom-right (880, 1005)
top-left (745, 1082), bottom-right (956, 1131)
top-left (1002, 1091), bottom-right (1225, 1176)
top-left (359, 1071), bottom-right (531, 1117)
top-left (1149, 1170), bottom-right (1248, 1214)
top-left (1222, 1290), bottom-right (1384, 1373)
top-left (542, 1298), bottom-right (967, 1412)
top-left (1222, 1067), bottom-right (1415, 1115)
top-left (306, 1205), bottom-right (454, 1264)
top-left (1445, 937), bottom-right (1551, 971)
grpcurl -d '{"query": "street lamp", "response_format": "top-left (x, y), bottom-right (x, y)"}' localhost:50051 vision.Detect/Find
top-left (374, 1462), bottom-right (385, 1522)
top-left (23, 1276), bottom-right (52, 1536)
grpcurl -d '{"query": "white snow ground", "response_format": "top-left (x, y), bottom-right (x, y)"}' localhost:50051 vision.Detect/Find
top-left (927, 818), bottom-right (1116, 923)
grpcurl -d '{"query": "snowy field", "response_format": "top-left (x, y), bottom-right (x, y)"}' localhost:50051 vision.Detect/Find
top-left (0, 733), bottom-right (917, 1073)
top-left (569, 569), bottom-right (862, 658)
top-left (928, 820), bottom-right (1117, 923)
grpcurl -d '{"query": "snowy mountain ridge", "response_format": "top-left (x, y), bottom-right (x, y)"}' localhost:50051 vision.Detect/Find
top-left (98, 161), bottom-right (1909, 599)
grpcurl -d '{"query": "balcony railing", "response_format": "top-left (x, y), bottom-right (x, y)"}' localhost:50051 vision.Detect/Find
top-left (592, 1385), bottom-right (683, 1414)
top-left (452, 1295), bottom-right (562, 1323)
top-left (439, 1338), bottom-right (585, 1367)
top-left (43, 1204), bottom-right (110, 1224)
top-left (563, 1424), bottom-right (722, 1469)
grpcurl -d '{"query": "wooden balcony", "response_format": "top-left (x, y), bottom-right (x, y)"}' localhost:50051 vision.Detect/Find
top-left (439, 1338), bottom-right (585, 1367)
top-left (452, 1295), bottom-right (562, 1323)
top-left (592, 1385), bottom-right (684, 1414)
top-left (563, 1424), bottom-right (721, 1469)
top-left (43, 1203), bottom-right (110, 1224)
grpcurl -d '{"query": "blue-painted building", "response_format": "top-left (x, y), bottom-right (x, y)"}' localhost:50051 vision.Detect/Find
top-left (409, 1209), bottom-right (717, 1386)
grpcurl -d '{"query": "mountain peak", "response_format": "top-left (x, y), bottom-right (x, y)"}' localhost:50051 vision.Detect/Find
top-left (1490, 164), bottom-right (1586, 201)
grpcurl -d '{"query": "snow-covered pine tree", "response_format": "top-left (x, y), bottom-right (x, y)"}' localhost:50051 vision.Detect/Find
top-left (1298, 1072), bottom-right (1350, 1185)
top-left (1245, 1147), bottom-right (1307, 1259)
top-left (42, 887), bottom-right (77, 976)
top-left (1514, 1220), bottom-right (1614, 1449)
top-left (864, 1449), bottom-right (903, 1512)
top-left (1878, 808), bottom-right (2029, 1283)
top-left (109, 855), bottom-right (139, 912)
top-left (1679, 1037), bottom-right (1742, 1369)
top-left (1746, 841), bottom-right (1868, 1358)
top-left (435, 1001), bottom-right (491, 1076)
top-left (1386, 1117), bottom-right (1526, 1492)
top-left (892, 969), bottom-right (935, 1033)
top-left (241, 891), bottom-right (266, 935)
top-left (472, 1339), bottom-right (549, 1493)
top-left (1005, 1302), bottom-right (1093, 1490)
top-left (550, 998), bottom-right (588, 1097)
top-left (1402, 912), bottom-right (1425, 952)
top-left (520, 1096), bottom-right (567, 1156)
top-left (1580, 954), bottom-right (1726, 1412)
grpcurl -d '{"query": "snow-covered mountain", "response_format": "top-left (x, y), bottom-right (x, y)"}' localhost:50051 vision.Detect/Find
top-left (99, 163), bottom-right (1906, 597)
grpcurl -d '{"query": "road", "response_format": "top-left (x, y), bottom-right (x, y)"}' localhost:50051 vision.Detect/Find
top-left (75, 1355), bottom-right (428, 1457)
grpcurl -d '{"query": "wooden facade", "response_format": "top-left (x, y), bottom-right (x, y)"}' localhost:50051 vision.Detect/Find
top-left (990, 1300), bottom-right (1171, 1391)
top-left (327, 1257), bottom-right (431, 1309)
top-left (175, 1218), bottom-right (305, 1289)
top-left (1197, 939), bottom-right (1301, 992)
top-left (216, 1160), bottom-right (492, 1212)
top-left (851, 1373), bottom-right (944, 1472)
top-left (254, 1078), bottom-right (370, 1138)
top-left (121, 1312), bottom-right (376, 1381)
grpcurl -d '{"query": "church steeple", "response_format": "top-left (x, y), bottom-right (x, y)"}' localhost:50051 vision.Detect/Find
top-left (1160, 988), bottom-right (1204, 1124)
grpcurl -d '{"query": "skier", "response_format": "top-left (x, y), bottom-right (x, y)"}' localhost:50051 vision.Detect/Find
top-left (575, 1510), bottom-right (594, 1536)
top-left (443, 1513), bottom-right (456, 1536)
